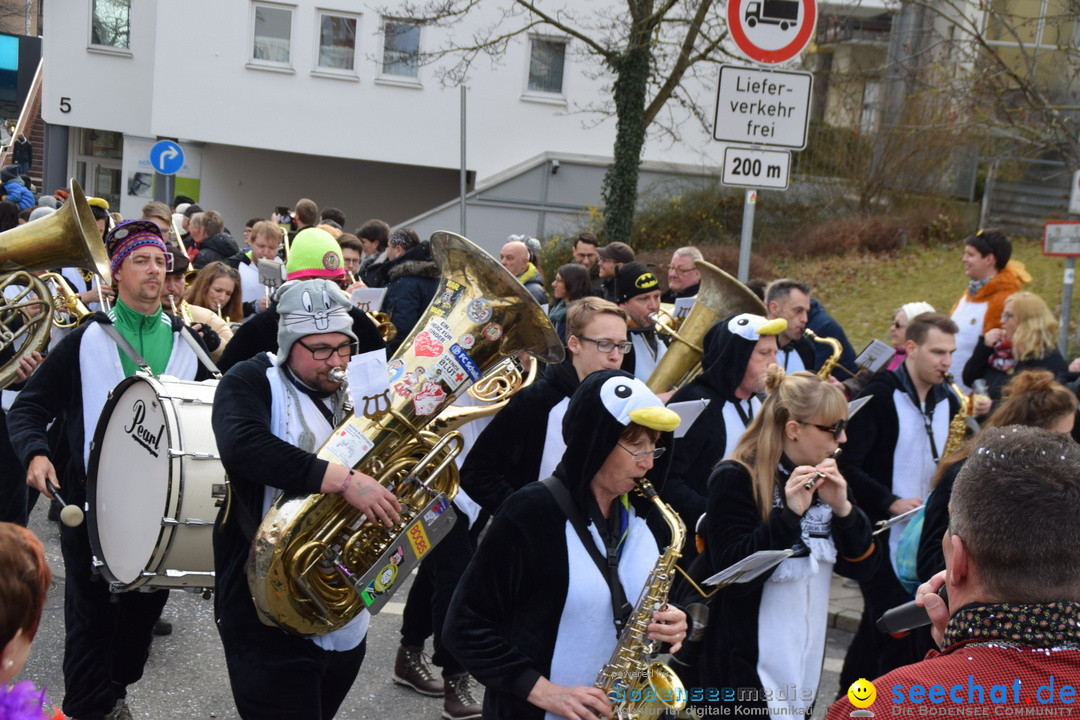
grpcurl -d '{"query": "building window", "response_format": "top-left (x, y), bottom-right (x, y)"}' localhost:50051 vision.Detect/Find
top-left (253, 4), bottom-right (293, 64)
top-left (318, 12), bottom-right (357, 71)
top-left (91, 0), bottom-right (130, 50)
top-left (382, 20), bottom-right (420, 77)
top-left (527, 37), bottom-right (566, 94)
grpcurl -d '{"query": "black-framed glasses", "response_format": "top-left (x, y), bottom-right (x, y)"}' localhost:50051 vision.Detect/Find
top-left (578, 335), bottom-right (633, 355)
top-left (296, 339), bottom-right (357, 361)
top-left (618, 443), bottom-right (666, 461)
top-left (800, 419), bottom-right (847, 441)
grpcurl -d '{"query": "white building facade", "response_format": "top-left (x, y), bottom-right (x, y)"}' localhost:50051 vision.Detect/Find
top-left (42, 0), bottom-right (730, 254)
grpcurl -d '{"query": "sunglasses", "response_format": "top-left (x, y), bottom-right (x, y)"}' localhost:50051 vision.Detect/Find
top-left (800, 419), bottom-right (847, 441)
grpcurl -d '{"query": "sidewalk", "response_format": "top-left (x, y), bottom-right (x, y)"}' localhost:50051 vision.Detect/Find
top-left (827, 573), bottom-right (864, 633)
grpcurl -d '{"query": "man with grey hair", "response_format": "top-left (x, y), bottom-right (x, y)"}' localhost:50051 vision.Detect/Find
top-left (661, 246), bottom-right (702, 304)
top-left (212, 278), bottom-right (399, 719)
top-left (827, 425), bottom-right (1080, 718)
top-left (189, 209), bottom-right (239, 269)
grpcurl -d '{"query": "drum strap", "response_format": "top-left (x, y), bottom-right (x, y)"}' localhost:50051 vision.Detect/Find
top-left (178, 326), bottom-right (222, 379)
top-left (99, 324), bottom-right (152, 373)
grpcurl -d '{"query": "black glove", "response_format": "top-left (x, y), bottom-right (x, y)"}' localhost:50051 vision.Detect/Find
top-left (195, 324), bottom-right (221, 353)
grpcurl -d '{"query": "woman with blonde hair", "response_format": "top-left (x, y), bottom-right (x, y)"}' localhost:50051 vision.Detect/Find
top-left (697, 368), bottom-right (878, 717)
top-left (962, 291), bottom-right (1067, 409)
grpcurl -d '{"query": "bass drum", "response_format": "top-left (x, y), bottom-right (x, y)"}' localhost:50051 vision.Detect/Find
top-left (87, 375), bottom-right (222, 591)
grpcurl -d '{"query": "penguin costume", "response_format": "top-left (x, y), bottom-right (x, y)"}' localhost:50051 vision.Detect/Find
top-left (444, 370), bottom-right (685, 720)
top-left (662, 313), bottom-right (786, 535)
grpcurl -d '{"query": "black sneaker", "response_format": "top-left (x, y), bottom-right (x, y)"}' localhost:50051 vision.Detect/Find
top-left (153, 619), bottom-right (173, 636)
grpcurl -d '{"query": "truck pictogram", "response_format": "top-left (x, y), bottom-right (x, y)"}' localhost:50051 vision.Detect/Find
top-left (745, 0), bottom-right (800, 30)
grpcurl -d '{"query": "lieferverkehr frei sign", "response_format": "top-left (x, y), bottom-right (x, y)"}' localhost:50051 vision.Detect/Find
top-left (713, 65), bottom-right (813, 150)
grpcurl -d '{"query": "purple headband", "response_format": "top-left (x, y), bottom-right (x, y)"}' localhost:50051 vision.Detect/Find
top-left (105, 220), bottom-right (169, 275)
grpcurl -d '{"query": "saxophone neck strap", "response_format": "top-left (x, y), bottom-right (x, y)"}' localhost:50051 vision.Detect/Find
top-left (542, 475), bottom-right (631, 636)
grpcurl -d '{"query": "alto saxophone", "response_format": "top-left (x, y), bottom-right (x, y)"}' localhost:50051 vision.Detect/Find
top-left (942, 372), bottom-right (972, 458)
top-left (595, 478), bottom-right (688, 719)
top-left (803, 328), bottom-right (843, 380)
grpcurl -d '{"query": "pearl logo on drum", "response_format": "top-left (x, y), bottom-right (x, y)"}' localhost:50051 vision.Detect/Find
top-left (123, 399), bottom-right (166, 458)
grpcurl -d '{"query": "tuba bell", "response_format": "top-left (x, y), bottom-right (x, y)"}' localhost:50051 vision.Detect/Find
top-left (0, 179), bottom-right (111, 389)
top-left (646, 260), bottom-right (766, 394)
top-left (248, 231), bottom-right (565, 636)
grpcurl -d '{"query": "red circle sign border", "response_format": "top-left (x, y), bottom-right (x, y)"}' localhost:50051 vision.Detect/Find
top-left (727, 0), bottom-right (818, 65)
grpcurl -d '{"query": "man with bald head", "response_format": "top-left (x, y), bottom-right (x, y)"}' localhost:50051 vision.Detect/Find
top-left (499, 239), bottom-right (547, 310)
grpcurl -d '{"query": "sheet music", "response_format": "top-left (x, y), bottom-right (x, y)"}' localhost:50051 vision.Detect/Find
top-left (350, 288), bottom-right (387, 313)
top-left (702, 549), bottom-right (794, 587)
top-left (855, 339), bottom-right (894, 374)
top-left (672, 296), bottom-right (695, 319)
top-left (666, 399), bottom-right (710, 439)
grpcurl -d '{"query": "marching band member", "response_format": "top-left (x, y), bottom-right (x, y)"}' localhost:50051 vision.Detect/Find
top-left (8, 220), bottom-right (215, 720)
top-left (227, 219), bottom-right (285, 318)
top-left (211, 279), bottom-right (399, 720)
top-left (445, 370), bottom-right (687, 720)
top-left (185, 260), bottom-right (242, 325)
top-left (217, 227), bottom-right (384, 373)
top-left (698, 368), bottom-right (877, 717)
top-left (161, 247), bottom-right (228, 361)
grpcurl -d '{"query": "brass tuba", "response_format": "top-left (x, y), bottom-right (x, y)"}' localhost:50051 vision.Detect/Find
top-left (647, 260), bottom-right (766, 394)
top-left (248, 231), bottom-right (565, 635)
top-left (0, 180), bottom-right (111, 389)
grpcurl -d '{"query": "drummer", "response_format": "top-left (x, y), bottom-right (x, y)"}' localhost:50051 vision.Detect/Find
top-left (7, 220), bottom-right (217, 720)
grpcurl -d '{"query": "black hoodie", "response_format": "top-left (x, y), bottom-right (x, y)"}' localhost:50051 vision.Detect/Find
top-left (662, 315), bottom-right (770, 528)
top-left (445, 371), bottom-right (677, 720)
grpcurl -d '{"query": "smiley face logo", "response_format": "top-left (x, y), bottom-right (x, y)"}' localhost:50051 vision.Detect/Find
top-left (847, 678), bottom-right (876, 709)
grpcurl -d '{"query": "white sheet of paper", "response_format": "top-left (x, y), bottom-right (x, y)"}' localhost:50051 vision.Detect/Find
top-left (673, 296), bottom-right (695, 319)
top-left (346, 348), bottom-right (390, 413)
top-left (666, 399), bottom-right (710, 439)
top-left (257, 258), bottom-right (285, 288)
top-left (856, 339), bottom-right (895, 373)
top-left (350, 287), bottom-right (387, 313)
top-left (702, 549), bottom-right (794, 587)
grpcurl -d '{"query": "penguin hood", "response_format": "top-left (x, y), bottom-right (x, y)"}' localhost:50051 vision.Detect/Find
top-left (700, 313), bottom-right (786, 401)
top-left (555, 369), bottom-right (679, 512)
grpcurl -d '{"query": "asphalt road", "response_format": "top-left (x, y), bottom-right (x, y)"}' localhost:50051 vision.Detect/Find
top-left (19, 500), bottom-right (853, 720)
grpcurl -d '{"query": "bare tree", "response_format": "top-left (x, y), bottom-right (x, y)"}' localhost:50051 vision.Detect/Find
top-left (383, 0), bottom-right (735, 244)
top-left (890, 0), bottom-right (1080, 168)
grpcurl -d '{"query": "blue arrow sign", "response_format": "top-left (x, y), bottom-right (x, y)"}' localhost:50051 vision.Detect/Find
top-left (150, 140), bottom-right (185, 175)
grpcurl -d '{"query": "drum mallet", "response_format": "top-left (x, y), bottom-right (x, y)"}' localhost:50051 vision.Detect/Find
top-left (46, 480), bottom-right (84, 527)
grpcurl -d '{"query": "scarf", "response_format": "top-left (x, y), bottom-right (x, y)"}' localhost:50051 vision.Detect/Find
top-left (945, 601), bottom-right (1080, 649)
top-left (988, 339), bottom-right (1017, 373)
top-left (769, 459), bottom-right (837, 582)
top-left (518, 262), bottom-right (540, 285)
top-left (967, 274), bottom-right (993, 298)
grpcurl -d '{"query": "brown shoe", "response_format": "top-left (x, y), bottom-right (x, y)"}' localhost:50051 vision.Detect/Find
top-left (393, 645), bottom-right (445, 697)
top-left (442, 673), bottom-right (482, 720)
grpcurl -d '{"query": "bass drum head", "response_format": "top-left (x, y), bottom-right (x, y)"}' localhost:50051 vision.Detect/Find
top-left (88, 375), bottom-right (174, 588)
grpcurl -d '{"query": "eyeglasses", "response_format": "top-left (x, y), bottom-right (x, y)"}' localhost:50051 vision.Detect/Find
top-left (1001, 312), bottom-right (1014, 320)
top-left (800, 419), bottom-right (847, 441)
top-left (618, 443), bottom-right (666, 461)
top-left (296, 339), bottom-right (357, 361)
top-left (669, 266), bottom-right (698, 276)
top-left (577, 335), bottom-right (633, 355)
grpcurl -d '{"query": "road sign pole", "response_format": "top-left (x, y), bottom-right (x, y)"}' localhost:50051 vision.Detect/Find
top-left (1060, 258), bottom-right (1074, 356)
top-left (738, 189), bottom-right (757, 283)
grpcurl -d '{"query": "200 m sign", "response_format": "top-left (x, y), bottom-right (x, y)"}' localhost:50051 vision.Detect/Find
top-left (722, 147), bottom-right (791, 189)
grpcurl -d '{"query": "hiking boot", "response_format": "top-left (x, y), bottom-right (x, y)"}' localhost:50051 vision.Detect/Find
top-left (105, 699), bottom-right (133, 720)
top-left (442, 673), bottom-right (481, 720)
top-left (392, 644), bottom-right (444, 697)
top-left (153, 618), bottom-right (173, 636)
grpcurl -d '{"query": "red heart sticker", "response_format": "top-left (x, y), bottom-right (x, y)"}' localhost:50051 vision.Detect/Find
top-left (413, 331), bottom-right (444, 358)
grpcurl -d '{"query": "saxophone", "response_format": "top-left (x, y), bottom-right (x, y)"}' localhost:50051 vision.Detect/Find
top-left (942, 372), bottom-right (972, 458)
top-left (803, 328), bottom-right (843, 380)
top-left (595, 478), bottom-right (688, 719)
